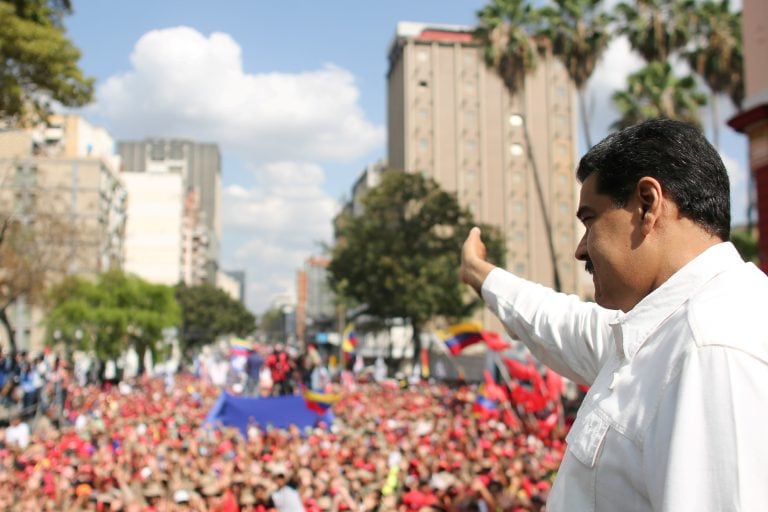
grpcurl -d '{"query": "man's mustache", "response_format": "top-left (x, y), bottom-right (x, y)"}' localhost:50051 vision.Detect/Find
top-left (585, 259), bottom-right (595, 275)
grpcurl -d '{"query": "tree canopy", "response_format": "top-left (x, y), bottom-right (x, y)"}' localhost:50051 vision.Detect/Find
top-left (0, 0), bottom-right (93, 126)
top-left (175, 282), bottom-right (256, 352)
top-left (327, 170), bottom-right (504, 358)
top-left (45, 270), bottom-right (180, 364)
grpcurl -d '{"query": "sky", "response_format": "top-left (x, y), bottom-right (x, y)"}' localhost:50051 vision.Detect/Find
top-left (63, 0), bottom-right (749, 315)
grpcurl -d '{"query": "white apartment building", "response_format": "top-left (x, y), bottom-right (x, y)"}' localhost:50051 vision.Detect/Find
top-left (122, 172), bottom-right (183, 285)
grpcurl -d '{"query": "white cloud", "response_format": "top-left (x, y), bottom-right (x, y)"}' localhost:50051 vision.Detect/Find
top-left (95, 26), bottom-right (384, 163)
top-left (220, 161), bottom-right (340, 312)
top-left (88, 26), bottom-right (382, 313)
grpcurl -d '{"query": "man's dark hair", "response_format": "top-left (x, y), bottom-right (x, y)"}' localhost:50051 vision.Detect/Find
top-left (576, 118), bottom-right (731, 240)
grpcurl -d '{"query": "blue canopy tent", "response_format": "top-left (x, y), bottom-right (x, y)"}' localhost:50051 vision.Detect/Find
top-left (205, 393), bottom-right (332, 436)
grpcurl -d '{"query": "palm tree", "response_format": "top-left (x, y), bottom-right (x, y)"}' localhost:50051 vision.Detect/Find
top-left (475, 0), bottom-right (541, 95)
top-left (612, 61), bottom-right (707, 130)
top-left (687, 0), bottom-right (743, 149)
top-left (475, 0), bottom-right (563, 291)
top-left (615, 0), bottom-right (695, 63)
top-left (539, 0), bottom-right (613, 148)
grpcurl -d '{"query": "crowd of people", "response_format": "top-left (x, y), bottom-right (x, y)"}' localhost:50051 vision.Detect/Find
top-left (0, 343), bottom-right (571, 511)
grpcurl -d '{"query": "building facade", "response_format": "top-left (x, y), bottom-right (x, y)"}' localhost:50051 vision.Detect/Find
top-left (122, 172), bottom-right (183, 285)
top-left (728, 0), bottom-right (768, 272)
top-left (180, 188), bottom-right (211, 286)
top-left (296, 256), bottom-right (336, 345)
top-left (0, 119), bottom-right (127, 351)
top-left (217, 269), bottom-right (246, 303)
top-left (117, 138), bottom-right (221, 282)
top-left (387, 22), bottom-right (584, 297)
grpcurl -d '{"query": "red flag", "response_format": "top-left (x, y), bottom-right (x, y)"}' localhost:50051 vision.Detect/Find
top-left (544, 368), bottom-right (564, 402)
top-left (503, 357), bottom-right (536, 381)
top-left (483, 370), bottom-right (508, 402)
top-left (481, 330), bottom-right (510, 352)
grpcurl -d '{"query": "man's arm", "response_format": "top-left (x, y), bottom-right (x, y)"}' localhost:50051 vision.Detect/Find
top-left (461, 227), bottom-right (615, 385)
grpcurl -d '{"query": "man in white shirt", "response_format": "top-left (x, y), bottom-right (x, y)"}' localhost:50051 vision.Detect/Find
top-left (461, 118), bottom-right (768, 512)
top-left (269, 471), bottom-right (305, 512)
top-left (4, 415), bottom-right (30, 449)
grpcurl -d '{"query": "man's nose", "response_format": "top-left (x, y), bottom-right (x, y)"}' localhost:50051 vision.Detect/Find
top-left (574, 233), bottom-right (587, 261)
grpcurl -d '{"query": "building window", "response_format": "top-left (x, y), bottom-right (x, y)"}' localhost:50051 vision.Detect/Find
top-left (169, 141), bottom-right (185, 159)
top-left (515, 263), bottom-right (526, 274)
top-left (418, 80), bottom-right (429, 88)
top-left (417, 50), bottom-right (429, 62)
top-left (149, 142), bottom-right (165, 161)
top-left (419, 138), bottom-right (430, 151)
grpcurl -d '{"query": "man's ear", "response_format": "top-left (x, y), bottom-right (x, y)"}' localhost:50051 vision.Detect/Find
top-left (636, 177), bottom-right (663, 235)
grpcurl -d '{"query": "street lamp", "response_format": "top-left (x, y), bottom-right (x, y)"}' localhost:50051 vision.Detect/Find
top-left (510, 113), bottom-right (562, 292)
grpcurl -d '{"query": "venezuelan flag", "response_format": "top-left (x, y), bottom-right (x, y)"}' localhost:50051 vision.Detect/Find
top-left (472, 384), bottom-right (499, 419)
top-left (439, 322), bottom-right (484, 355)
top-left (341, 324), bottom-right (358, 354)
top-left (229, 337), bottom-right (252, 357)
top-left (302, 387), bottom-right (341, 414)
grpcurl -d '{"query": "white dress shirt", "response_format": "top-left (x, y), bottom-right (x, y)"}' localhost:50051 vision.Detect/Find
top-left (482, 242), bottom-right (768, 511)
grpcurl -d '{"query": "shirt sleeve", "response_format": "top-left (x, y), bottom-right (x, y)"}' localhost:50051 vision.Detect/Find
top-left (481, 267), bottom-right (615, 385)
top-left (644, 345), bottom-right (768, 511)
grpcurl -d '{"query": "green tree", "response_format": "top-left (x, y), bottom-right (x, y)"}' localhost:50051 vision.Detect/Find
top-left (731, 228), bottom-right (758, 264)
top-left (327, 170), bottom-right (505, 366)
top-left (612, 0), bottom-right (709, 130)
top-left (0, 0), bottom-right (93, 126)
top-left (687, 0), bottom-right (743, 149)
top-left (258, 307), bottom-right (287, 343)
top-left (45, 270), bottom-right (180, 371)
top-left (615, 0), bottom-right (694, 63)
top-left (539, 0), bottom-right (613, 148)
top-left (475, 0), bottom-right (541, 94)
top-left (175, 282), bottom-right (256, 353)
top-left (612, 61), bottom-right (707, 130)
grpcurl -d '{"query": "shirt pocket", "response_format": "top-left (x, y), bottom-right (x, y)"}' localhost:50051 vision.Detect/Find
top-left (566, 407), bottom-right (610, 468)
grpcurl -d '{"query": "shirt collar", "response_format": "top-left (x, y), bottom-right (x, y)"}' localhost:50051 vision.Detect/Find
top-left (609, 242), bottom-right (744, 360)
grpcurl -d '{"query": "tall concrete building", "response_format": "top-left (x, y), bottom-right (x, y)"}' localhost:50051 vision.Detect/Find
top-left (217, 269), bottom-right (246, 303)
top-left (728, 0), bottom-right (768, 271)
top-left (117, 138), bottom-right (221, 282)
top-left (387, 22), bottom-right (584, 297)
top-left (122, 171), bottom-right (183, 285)
top-left (296, 256), bottom-right (336, 345)
top-left (180, 188), bottom-right (212, 286)
top-left (0, 117), bottom-right (127, 351)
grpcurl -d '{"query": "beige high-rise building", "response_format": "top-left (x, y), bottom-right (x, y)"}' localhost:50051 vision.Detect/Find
top-left (0, 117), bottom-right (126, 351)
top-left (387, 22), bottom-right (585, 300)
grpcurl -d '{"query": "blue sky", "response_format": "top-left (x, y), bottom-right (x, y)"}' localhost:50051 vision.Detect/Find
top-left (64, 0), bottom-right (749, 314)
